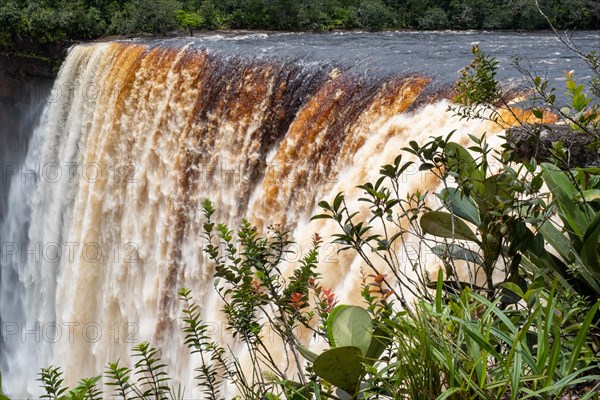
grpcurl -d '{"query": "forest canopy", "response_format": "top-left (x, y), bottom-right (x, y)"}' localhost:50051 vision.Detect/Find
top-left (0, 0), bottom-right (599, 50)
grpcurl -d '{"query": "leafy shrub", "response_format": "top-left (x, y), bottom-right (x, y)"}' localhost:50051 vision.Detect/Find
top-left (418, 7), bottom-right (449, 30)
top-left (357, 0), bottom-right (395, 31)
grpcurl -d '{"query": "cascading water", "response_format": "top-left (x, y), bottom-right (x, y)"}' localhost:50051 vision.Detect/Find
top-left (1, 32), bottom-right (598, 398)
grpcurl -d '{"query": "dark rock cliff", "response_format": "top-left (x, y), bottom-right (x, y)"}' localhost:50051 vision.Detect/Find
top-left (0, 46), bottom-right (65, 222)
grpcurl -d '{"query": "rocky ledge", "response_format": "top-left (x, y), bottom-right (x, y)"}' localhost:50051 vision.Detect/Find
top-left (507, 124), bottom-right (600, 168)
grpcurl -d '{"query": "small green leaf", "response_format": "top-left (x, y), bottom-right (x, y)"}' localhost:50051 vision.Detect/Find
top-left (296, 344), bottom-right (319, 363)
top-left (572, 93), bottom-right (590, 111)
top-left (311, 214), bottom-right (333, 221)
top-left (431, 244), bottom-right (482, 264)
top-left (420, 211), bottom-right (479, 242)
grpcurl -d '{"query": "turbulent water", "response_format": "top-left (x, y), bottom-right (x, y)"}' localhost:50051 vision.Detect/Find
top-left (1, 31), bottom-right (598, 398)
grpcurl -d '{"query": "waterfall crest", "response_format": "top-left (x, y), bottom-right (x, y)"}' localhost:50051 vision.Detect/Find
top-left (0, 41), bottom-right (501, 398)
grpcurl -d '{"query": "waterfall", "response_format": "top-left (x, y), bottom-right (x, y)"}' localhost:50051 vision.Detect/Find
top-left (0, 41), bottom-right (501, 398)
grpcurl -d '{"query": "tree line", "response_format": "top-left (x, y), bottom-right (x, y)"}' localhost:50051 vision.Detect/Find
top-left (0, 0), bottom-right (598, 49)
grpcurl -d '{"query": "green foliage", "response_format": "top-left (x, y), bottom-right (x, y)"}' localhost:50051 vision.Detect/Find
top-left (176, 10), bottom-right (202, 36)
top-left (563, 70), bottom-right (599, 129)
top-left (199, 198), bottom-right (339, 398)
top-left (452, 36), bottom-right (600, 309)
top-left (356, 0), bottom-right (395, 31)
top-left (314, 126), bottom-right (549, 303)
top-left (327, 305), bottom-right (373, 353)
top-left (132, 342), bottom-right (171, 399)
top-left (178, 287), bottom-right (226, 400)
top-left (419, 277), bottom-right (600, 399)
top-left (105, 360), bottom-right (132, 400)
top-left (356, 271), bottom-right (600, 399)
top-left (38, 367), bottom-right (67, 400)
top-left (418, 7), bottom-right (449, 30)
top-left (313, 346), bottom-right (364, 395)
top-left (521, 163), bottom-right (600, 298)
top-left (38, 367), bottom-right (102, 400)
top-left (70, 377), bottom-right (102, 400)
top-left (298, 0), bottom-right (334, 30)
top-left (111, 0), bottom-right (182, 36)
top-left (312, 40), bottom-right (600, 398)
top-left (453, 45), bottom-right (502, 115)
top-left (419, 211), bottom-right (479, 242)
top-left (197, 0), bottom-right (223, 30)
top-left (295, 303), bottom-right (390, 397)
top-left (36, 346), bottom-right (186, 400)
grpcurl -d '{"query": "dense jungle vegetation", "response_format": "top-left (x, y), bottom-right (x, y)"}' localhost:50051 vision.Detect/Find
top-left (0, 0), bottom-right (599, 49)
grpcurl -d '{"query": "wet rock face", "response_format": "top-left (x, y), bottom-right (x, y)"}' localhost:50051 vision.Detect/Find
top-left (0, 54), bottom-right (56, 223)
top-left (507, 124), bottom-right (600, 168)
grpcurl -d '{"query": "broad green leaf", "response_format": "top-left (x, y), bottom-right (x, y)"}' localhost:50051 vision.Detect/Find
top-left (313, 346), bottom-right (364, 396)
top-left (364, 325), bottom-right (391, 365)
top-left (581, 211), bottom-right (600, 274)
top-left (500, 282), bottom-right (524, 304)
top-left (446, 142), bottom-right (475, 174)
top-left (329, 306), bottom-right (373, 355)
top-left (439, 187), bottom-right (480, 225)
top-left (538, 220), bottom-right (572, 261)
top-left (477, 174), bottom-right (512, 212)
top-left (572, 93), bottom-right (590, 111)
top-left (580, 189), bottom-right (600, 202)
top-left (326, 305), bottom-right (348, 345)
top-left (420, 211), bottom-right (479, 242)
top-left (541, 163), bottom-right (590, 238)
top-left (448, 141), bottom-right (484, 187)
